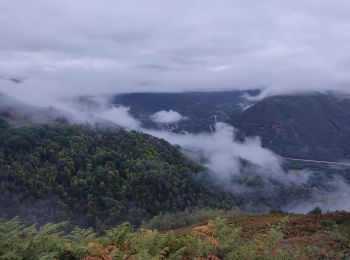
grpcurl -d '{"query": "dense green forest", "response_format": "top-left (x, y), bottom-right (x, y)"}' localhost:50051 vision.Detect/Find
top-left (0, 123), bottom-right (234, 229)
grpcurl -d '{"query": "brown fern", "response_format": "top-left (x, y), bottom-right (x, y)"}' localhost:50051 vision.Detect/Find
top-left (194, 255), bottom-right (221, 260)
top-left (82, 243), bottom-right (116, 260)
top-left (192, 220), bottom-right (220, 248)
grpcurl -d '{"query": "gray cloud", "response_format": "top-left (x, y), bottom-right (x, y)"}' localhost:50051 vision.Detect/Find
top-left (2, 1), bottom-right (350, 213)
top-left (1, 0), bottom-right (350, 106)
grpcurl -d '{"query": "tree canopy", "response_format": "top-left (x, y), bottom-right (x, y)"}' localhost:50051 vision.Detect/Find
top-left (0, 124), bottom-right (233, 229)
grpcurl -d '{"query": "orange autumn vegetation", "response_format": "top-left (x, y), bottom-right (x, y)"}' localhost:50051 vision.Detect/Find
top-left (1, 212), bottom-right (349, 259)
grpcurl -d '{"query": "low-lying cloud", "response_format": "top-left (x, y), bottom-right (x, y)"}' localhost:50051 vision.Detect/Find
top-left (2, 94), bottom-right (350, 213)
top-left (98, 107), bottom-right (141, 130)
top-left (150, 110), bottom-right (185, 124)
top-left (146, 121), bottom-right (350, 213)
top-left (81, 101), bottom-right (350, 213)
top-left (284, 176), bottom-right (350, 213)
top-left (148, 123), bottom-right (282, 178)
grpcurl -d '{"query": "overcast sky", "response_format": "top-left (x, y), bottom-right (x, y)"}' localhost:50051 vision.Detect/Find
top-left (1, 0), bottom-right (350, 104)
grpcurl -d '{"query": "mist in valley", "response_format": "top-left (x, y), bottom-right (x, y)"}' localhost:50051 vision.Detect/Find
top-left (1, 92), bottom-right (349, 214)
top-left (1, 0), bottom-right (350, 216)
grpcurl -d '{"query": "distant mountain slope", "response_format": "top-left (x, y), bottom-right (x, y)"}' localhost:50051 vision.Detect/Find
top-left (113, 91), bottom-right (258, 132)
top-left (115, 91), bottom-right (350, 161)
top-left (232, 94), bottom-right (350, 161)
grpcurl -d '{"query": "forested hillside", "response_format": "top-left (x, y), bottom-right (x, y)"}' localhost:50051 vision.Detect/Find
top-left (232, 94), bottom-right (350, 161)
top-left (0, 124), bottom-right (233, 229)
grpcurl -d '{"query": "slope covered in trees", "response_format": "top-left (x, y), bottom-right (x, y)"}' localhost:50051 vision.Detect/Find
top-left (0, 124), bottom-right (233, 228)
top-left (232, 94), bottom-right (350, 161)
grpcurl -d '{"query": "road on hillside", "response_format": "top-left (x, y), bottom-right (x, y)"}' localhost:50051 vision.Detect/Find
top-left (282, 157), bottom-right (350, 167)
